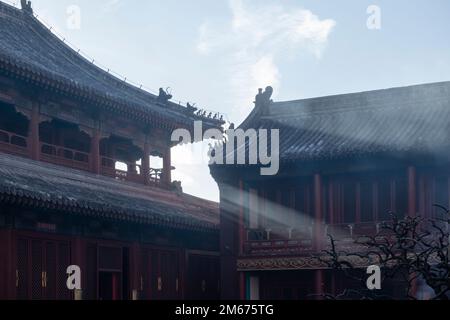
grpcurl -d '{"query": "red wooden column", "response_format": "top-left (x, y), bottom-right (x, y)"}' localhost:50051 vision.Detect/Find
top-left (142, 138), bottom-right (150, 185)
top-left (238, 179), bottom-right (246, 300)
top-left (0, 229), bottom-right (14, 299)
top-left (408, 166), bottom-right (417, 218)
top-left (238, 179), bottom-right (245, 255)
top-left (314, 270), bottom-right (324, 300)
top-left (90, 128), bottom-right (101, 174)
top-left (328, 181), bottom-right (334, 225)
top-left (29, 102), bottom-right (40, 161)
top-left (313, 174), bottom-right (324, 299)
top-left (313, 174), bottom-right (323, 251)
top-left (355, 182), bottom-right (361, 223)
top-left (130, 243), bottom-right (140, 300)
top-left (178, 250), bottom-right (186, 300)
top-left (407, 166), bottom-right (419, 297)
top-left (163, 147), bottom-right (172, 186)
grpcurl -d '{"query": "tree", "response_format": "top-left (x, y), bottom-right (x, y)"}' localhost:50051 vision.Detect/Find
top-left (318, 206), bottom-right (450, 300)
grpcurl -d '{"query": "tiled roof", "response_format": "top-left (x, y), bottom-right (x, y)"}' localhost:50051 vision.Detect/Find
top-left (0, 153), bottom-right (219, 231)
top-left (0, 1), bottom-right (222, 129)
top-left (237, 81), bottom-right (450, 162)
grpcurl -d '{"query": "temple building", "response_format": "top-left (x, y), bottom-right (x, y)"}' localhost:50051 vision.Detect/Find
top-left (210, 81), bottom-right (450, 300)
top-left (0, 1), bottom-right (223, 300)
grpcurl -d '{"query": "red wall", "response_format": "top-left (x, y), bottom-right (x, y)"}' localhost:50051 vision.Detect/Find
top-left (1, 230), bottom-right (220, 300)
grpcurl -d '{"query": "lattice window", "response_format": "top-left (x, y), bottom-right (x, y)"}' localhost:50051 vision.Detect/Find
top-left (45, 242), bottom-right (57, 300)
top-left (57, 243), bottom-right (71, 300)
top-left (31, 240), bottom-right (43, 300)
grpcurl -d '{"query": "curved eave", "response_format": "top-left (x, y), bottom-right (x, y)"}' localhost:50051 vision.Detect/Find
top-left (0, 191), bottom-right (219, 233)
top-left (0, 53), bottom-right (224, 134)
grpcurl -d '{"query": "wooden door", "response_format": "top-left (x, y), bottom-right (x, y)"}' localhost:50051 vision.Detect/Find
top-left (140, 248), bottom-right (151, 300)
top-left (16, 236), bottom-right (71, 300)
top-left (187, 254), bottom-right (220, 300)
top-left (16, 238), bottom-right (30, 300)
top-left (142, 249), bottom-right (180, 300)
top-left (97, 245), bottom-right (125, 300)
top-left (30, 239), bottom-right (44, 300)
top-left (44, 241), bottom-right (71, 300)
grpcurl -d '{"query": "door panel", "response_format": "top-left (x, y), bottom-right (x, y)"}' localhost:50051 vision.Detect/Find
top-left (168, 252), bottom-right (180, 299)
top-left (151, 252), bottom-right (161, 300)
top-left (187, 254), bottom-right (220, 300)
top-left (16, 236), bottom-right (71, 300)
top-left (140, 248), bottom-right (150, 300)
top-left (16, 238), bottom-right (29, 300)
top-left (143, 248), bottom-right (181, 300)
top-left (45, 241), bottom-right (57, 300)
top-left (31, 240), bottom-right (43, 300)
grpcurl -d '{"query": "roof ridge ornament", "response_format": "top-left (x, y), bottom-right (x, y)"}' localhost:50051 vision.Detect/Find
top-left (255, 86), bottom-right (273, 113)
top-left (20, 0), bottom-right (33, 14)
top-left (157, 87), bottom-right (173, 105)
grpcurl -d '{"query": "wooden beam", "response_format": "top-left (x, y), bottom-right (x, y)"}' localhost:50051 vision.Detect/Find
top-left (130, 242), bottom-right (140, 300)
top-left (238, 179), bottom-right (245, 255)
top-left (90, 128), bottom-right (100, 174)
top-left (163, 147), bottom-right (172, 185)
top-left (29, 102), bottom-right (40, 161)
top-left (355, 182), bottom-right (361, 223)
top-left (142, 138), bottom-right (150, 185)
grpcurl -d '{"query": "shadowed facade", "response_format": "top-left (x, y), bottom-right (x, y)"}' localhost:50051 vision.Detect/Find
top-left (0, 1), bottom-right (223, 300)
top-left (211, 81), bottom-right (450, 300)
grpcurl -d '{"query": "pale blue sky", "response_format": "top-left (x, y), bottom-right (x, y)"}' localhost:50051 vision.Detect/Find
top-left (8, 0), bottom-right (450, 201)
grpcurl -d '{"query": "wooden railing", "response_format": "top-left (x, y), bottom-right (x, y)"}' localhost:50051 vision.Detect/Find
top-left (101, 156), bottom-right (142, 184)
top-left (244, 237), bottom-right (314, 256)
top-left (0, 129), bottom-right (29, 157)
top-left (244, 222), bottom-right (391, 256)
top-left (149, 168), bottom-right (163, 184)
top-left (101, 157), bottom-right (163, 185)
top-left (326, 222), bottom-right (388, 240)
top-left (247, 226), bottom-right (313, 241)
top-left (244, 226), bottom-right (314, 256)
top-left (0, 128), bottom-right (166, 187)
top-left (40, 142), bottom-right (90, 171)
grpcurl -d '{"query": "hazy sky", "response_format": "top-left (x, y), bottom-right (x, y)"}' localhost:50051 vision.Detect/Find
top-left (7, 0), bottom-right (450, 201)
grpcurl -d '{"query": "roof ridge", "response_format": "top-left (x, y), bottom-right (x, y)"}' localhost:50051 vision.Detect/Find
top-left (263, 81), bottom-right (450, 119)
top-left (23, 12), bottom-right (164, 104)
top-left (239, 81), bottom-right (450, 130)
top-left (265, 94), bottom-right (450, 121)
top-left (274, 81), bottom-right (450, 106)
